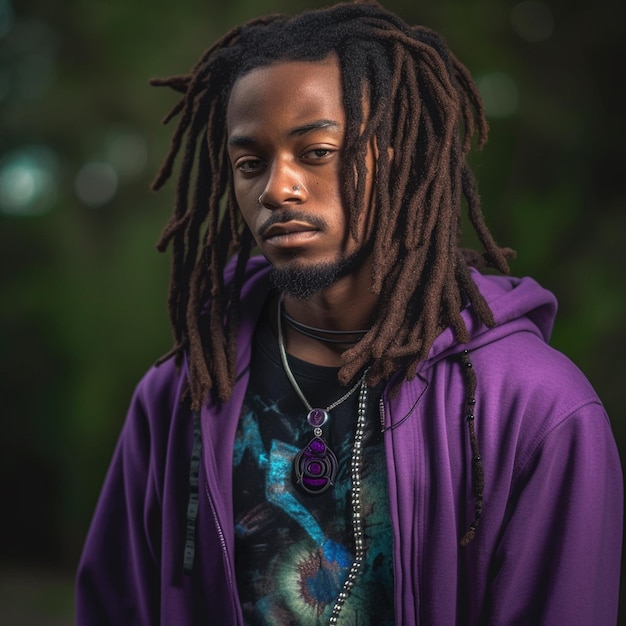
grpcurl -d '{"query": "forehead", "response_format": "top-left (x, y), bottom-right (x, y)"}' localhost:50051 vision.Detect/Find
top-left (226, 56), bottom-right (345, 133)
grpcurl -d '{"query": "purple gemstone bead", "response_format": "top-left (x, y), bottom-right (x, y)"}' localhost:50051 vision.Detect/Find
top-left (307, 408), bottom-right (328, 427)
top-left (307, 461), bottom-right (323, 476)
top-left (310, 438), bottom-right (326, 454)
top-left (303, 477), bottom-right (327, 488)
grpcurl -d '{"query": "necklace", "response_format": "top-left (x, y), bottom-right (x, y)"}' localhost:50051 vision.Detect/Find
top-left (277, 296), bottom-right (366, 495)
top-left (277, 294), bottom-right (370, 622)
top-left (282, 308), bottom-right (369, 345)
top-left (329, 378), bottom-right (369, 624)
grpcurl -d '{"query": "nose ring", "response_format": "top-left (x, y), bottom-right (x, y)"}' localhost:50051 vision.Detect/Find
top-left (258, 186), bottom-right (301, 205)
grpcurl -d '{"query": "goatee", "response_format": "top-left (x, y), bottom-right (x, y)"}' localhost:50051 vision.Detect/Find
top-left (269, 249), bottom-right (366, 301)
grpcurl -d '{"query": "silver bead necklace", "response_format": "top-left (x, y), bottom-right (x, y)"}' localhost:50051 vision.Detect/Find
top-left (276, 294), bottom-right (369, 622)
top-left (329, 379), bottom-right (369, 624)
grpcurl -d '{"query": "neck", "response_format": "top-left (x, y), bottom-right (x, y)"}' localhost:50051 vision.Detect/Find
top-left (279, 269), bottom-right (379, 367)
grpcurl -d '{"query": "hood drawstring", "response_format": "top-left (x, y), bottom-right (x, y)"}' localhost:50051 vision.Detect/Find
top-left (460, 349), bottom-right (485, 546)
top-left (183, 410), bottom-right (202, 573)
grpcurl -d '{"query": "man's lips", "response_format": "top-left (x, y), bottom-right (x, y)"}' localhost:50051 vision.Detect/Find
top-left (258, 211), bottom-right (326, 241)
top-left (261, 221), bottom-right (319, 241)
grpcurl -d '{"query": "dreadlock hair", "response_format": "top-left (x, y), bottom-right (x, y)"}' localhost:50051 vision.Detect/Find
top-left (152, 1), bottom-right (516, 544)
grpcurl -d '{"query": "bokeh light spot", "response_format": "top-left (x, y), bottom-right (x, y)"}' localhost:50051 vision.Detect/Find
top-left (0, 146), bottom-right (58, 216)
top-left (477, 72), bottom-right (519, 118)
top-left (104, 129), bottom-right (148, 179)
top-left (74, 162), bottom-right (118, 208)
top-left (511, 1), bottom-right (554, 43)
top-left (3, 17), bottom-right (58, 102)
top-left (0, 0), bottom-right (14, 39)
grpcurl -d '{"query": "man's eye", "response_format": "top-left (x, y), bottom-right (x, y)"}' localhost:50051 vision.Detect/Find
top-left (304, 148), bottom-right (333, 160)
top-left (236, 159), bottom-right (261, 172)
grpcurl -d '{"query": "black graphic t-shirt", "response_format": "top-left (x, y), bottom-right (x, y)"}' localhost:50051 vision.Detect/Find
top-left (233, 318), bottom-right (394, 625)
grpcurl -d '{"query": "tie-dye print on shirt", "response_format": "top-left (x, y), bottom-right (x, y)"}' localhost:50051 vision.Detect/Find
top-left (233, 320), bottom-right (394, 625)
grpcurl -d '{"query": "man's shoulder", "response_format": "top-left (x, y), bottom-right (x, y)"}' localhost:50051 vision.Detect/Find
top-left (131, 356), bottom-right (188, 420)
top-left (475, 329), bottom-right (598, 405)
top-left (470, 331), bottom-right (608, 461)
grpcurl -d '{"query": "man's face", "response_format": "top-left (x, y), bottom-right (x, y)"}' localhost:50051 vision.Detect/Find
top-left (226, 56), bottom-right (374, 296)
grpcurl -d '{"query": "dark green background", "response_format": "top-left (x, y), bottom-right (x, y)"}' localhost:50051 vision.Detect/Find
top-left (1, 0), bottom-right (623, 622)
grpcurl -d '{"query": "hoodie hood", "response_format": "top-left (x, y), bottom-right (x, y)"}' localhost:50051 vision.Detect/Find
top-left (231, 257), bottom-right (558, 374)
top-left (422, 267), bottom-right (558, 371)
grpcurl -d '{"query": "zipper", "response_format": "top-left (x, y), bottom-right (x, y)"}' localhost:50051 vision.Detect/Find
top-left (379, 396), bottom-right (386, 432)
top-left (204, 481), bottom-right (242, 624)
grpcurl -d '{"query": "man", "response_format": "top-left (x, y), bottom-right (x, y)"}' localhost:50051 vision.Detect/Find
top-left (76, 2), bottom-right (623, 624)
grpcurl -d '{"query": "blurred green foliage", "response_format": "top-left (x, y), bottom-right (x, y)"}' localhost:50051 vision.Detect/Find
top-left (1, 0), bottom-right (624, 619)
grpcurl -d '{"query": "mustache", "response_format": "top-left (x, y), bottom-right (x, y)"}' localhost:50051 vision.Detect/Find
top-left (257, 210), bottom-right (327, 238)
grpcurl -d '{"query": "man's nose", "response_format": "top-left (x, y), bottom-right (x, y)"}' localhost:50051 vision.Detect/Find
top-left (258, 159), bottom-right (306, 208)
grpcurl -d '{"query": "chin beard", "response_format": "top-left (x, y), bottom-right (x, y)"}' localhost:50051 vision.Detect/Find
top-left (269, 249), bottom-right (366, 301)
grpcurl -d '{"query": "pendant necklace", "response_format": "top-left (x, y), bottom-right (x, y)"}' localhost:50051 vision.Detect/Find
top-left (277, 294), bottom-right (371, 622)
top-left (277, 295), bottom-right (367, 495)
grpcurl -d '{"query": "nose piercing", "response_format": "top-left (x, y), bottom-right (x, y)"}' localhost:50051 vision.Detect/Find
top-left (259, 187), bottom-right (300, 204)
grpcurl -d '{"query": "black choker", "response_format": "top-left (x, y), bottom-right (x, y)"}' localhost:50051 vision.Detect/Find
top-left (282, 308), bottom-right (370, 344)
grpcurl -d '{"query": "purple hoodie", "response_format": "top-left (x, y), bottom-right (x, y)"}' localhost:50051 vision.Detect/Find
top-left (76, 258), bottom-right (622, 625)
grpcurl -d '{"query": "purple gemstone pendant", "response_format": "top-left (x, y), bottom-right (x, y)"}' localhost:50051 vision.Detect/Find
top-left (294, 436), bottom-right (338, 495)
top-left (307, 408), bottom-right (329, 428)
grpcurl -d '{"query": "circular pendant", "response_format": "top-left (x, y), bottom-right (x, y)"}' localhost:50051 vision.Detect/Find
top-left (294, 436), bottom-right (338, 494)
top-left (307, 408), bottom-right (329, 428)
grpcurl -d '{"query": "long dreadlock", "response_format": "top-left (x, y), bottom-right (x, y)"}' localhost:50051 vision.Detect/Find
top-left (151, 1), bottom-right (516, 545)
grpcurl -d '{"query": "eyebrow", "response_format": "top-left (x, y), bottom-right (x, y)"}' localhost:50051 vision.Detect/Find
top-left (227, 119), bottom-right (342, 147)
top-left (290, 119), bottom-right (342, 136)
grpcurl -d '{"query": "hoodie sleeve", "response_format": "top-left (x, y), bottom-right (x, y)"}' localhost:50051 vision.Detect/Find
top-left (485, 400), bottom-right (623, 625)
top-left (75, 363), bottom-right (183, 625)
